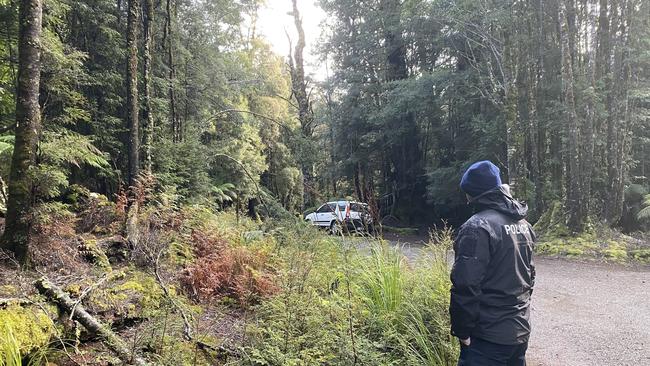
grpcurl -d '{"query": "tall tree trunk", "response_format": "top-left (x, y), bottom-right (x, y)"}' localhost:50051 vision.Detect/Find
top-left (165, 0), bottom-right (178, 143)
top-left (607, 0), bottom-right (632, 223)
top-left (143, 0), bottom-right (154, 173)
top-left (559, 0), bottom-right (584, 232)
top-left (289, 0), bottom-right (314, 208)
top-left (117, 0), bottom-right (122, 24)
top-left (1, 0), bottom-right (43, 264)
top-left (604, 0), bottom-right (619, 222)
top-left (595, 0), bottom-right (611, 214)
top-left (380, 0), bottom-right (421, 222)
top-left (126, 0), bottom-right (140, 187)
top-left (533, 0), bottom-right (547, 215)
top-left (354, 162), bottom-right (363, 202)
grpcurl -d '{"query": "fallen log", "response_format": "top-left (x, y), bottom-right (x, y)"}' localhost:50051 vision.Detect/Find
top-left (34, 277), bottom-right (148, 366)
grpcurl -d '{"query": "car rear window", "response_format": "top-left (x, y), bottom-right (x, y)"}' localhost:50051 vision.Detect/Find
top-left (351, 203), bottom-right (367, 212)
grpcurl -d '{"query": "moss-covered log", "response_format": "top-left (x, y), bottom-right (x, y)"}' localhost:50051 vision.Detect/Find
top-left (34, 277), bottom-right (148, 366)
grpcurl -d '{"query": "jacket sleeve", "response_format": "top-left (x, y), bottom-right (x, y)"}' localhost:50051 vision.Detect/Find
top-left (449, 223), bottom-right (491, 340)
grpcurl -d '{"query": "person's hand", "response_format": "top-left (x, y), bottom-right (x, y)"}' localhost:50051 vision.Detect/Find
top-left (459, 337), bottom-right (471, 346)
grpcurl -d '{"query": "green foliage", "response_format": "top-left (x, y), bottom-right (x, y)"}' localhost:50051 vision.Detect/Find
top-left (40, 131), bottom-right (109, 170)
top-left (636, 194), bottom-right (650, 222)
top-left (244, 224), bottom-right (457, 365)
top-left (534, 223), bottom-right (650, 264)
top-left (0, 306), bottom-right (55, 360)
top-left (154, 138), bottom-right (213, 200)
top-left (88, 269), bottom-right (169, 319)
top-left (620, 185), bottom-right (649, 232)
top-left (210, 182), bottom-right (238, 205)
top-left (0, 326), bottom-right (21, 366)
top-left (359, 244), bottom-right (405, 321)
top-left (27, 131), bottom-right (110, 200)
top-left (534, 201), bottom-right (570, 237)
top-left (31, 201), bottom-right (75, 227)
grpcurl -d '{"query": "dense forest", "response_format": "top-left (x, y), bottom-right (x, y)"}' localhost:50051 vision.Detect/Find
top-left (1, 0), bottom-right (649, 255)
top-left (319, 0), bottom-right (650, 231)
top-left (0, 0), bottom-right (648, 364)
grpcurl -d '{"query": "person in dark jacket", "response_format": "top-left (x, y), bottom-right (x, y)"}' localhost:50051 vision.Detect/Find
top-left (450, 160), bottom-right (536, 366)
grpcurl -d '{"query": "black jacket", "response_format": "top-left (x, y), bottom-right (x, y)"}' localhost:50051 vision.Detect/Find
top-left (450, 185), bottom-right (536, 345)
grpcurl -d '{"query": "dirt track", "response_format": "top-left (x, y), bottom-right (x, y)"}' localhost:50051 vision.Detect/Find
top-left (391, 240), bottom-right (650, 366)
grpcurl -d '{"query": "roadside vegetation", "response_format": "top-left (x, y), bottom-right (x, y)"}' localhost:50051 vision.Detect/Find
top-left (534, 198), bottom-right (650, 264)
top-left (0, 187), bottom-right (458, 365)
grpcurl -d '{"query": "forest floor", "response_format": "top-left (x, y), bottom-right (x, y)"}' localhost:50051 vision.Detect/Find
top-left (387, 238), bottom-right (650, 366)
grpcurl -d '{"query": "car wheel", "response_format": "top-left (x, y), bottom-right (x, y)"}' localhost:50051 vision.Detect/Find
top-left (330, 221), bottom-right (343, 236)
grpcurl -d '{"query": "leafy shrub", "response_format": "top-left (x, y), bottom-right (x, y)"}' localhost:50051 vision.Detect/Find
top-left (534, 201), bottom-right (570, 237)
top-left (76, 192), bottom-right (118, 234)
top-left (620, 185), bottom-right (649, 232)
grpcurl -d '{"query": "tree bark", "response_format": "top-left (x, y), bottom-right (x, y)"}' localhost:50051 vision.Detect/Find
top-left (165, 0), bottom-right (179, 143)
top-left (143, 0), bottom-right (154, 173)
top-left (559, 0), bottom-right (584, 232)
top-left (607, 0), bottom-right (632, 224)
top-left (380, 0), bottom-right (421, 221)
top-left (289, 0), bottom-right (312, 138)
top-left (1, 0), bottom-right (43, 265)
top-left (126, 0), bottom-right (140, 187)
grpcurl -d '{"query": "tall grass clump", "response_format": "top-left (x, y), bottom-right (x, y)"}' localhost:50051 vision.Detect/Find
top-left (354, 232), bottom-right (457, 365)
top-left (0, 326), bottom-right (21, 366)
top-left (397, 227), bottom-right (458, 365)
top-left (0, 324), bottom-right (51, 366)
top-left (358, 244), bottom-right (405, 323)
top-left (244, 222), bottom-right (458, 365)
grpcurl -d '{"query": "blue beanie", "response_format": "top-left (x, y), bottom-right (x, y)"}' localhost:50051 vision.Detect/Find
top-left (460, 160), bottom-right (502, 197)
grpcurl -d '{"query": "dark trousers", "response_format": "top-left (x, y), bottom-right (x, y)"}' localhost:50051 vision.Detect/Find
top-left (457, 338), bottom-right (527, 366)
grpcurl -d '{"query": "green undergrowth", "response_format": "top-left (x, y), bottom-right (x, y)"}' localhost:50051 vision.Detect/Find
top-left (0, 305), bottom-right (57, 365)
top-left (6, 199), bottom-right (459, 365)
top-left (137, 205), bottom-right (458, 364)
top-left (244, 221), bottom-right (458, 365)
top-left (87, 269), bottom-right (170, 319)
top-left (534, 202), bottom-right (650, 264)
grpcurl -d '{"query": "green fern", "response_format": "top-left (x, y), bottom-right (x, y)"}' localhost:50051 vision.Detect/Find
top-left (211, 182), bottom-right (238, 204)
top-left (0, 135), bottom-right (14, 154)
top-left (637, 194), bottom-right (650, 222)
top-left (40, 130), bottom-right (109, 169)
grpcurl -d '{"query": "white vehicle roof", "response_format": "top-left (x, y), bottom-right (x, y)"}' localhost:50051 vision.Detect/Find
top-left (325, 201), bottom-right (367, 205)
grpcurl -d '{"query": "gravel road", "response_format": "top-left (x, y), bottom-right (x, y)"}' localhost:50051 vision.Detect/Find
top-left (527, 258), bottom-right (650, 366)
top-left (388, 240), bottom-right (650, 366)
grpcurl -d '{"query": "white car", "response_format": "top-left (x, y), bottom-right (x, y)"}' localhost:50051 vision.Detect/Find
top-left (305, 201), bottom-right (374, 235)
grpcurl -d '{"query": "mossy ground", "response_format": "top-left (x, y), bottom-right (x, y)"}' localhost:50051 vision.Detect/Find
top-left (534, 202), bottom-right (650, 264)
top-left (0, 305), bottom-right (56, 355)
